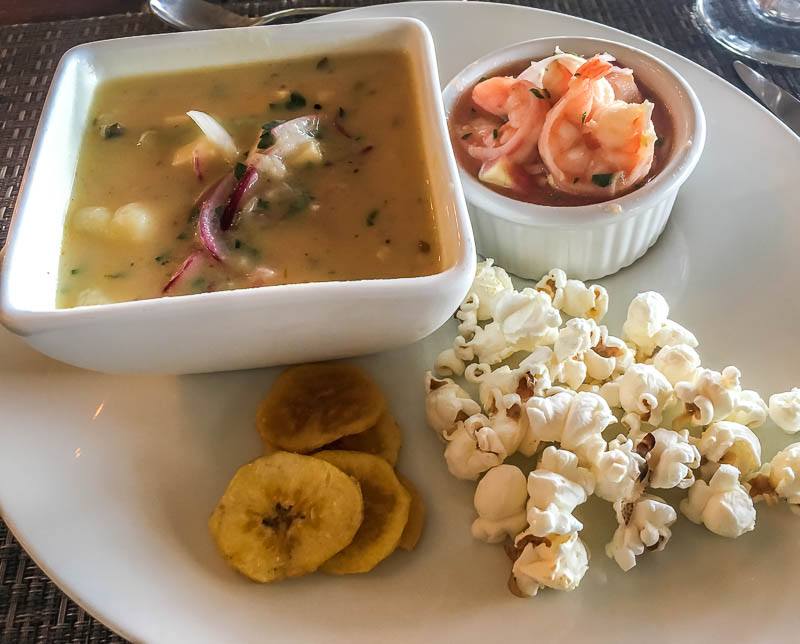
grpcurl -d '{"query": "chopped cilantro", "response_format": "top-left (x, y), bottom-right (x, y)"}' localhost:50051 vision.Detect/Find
top-left (100, 122), bottom-right (124, 139)
top-left (461, 132), bottom-right (472, 140)
top-left (70, 267), bottom-right (80, 275)
top-left (366, 209), bottom-right (379, 226)
top-left (581, 111), bottom-right (587, 124)
top-left (492, 128), bottom-right (499, 140)
top-left (286, 193), bottom-right (312, 217)
top-left (234, 162), bottom-right (247, 180)
top-left (234, 239), bottom-right (242, 249)
top-left (338, 106), bottom-right (346, 118)
top-left (285, 91), bottom-right (307, 110)
top-left (530, 88), bottom-right (549, 100)
top-left (154, 254), bottom-right (171, 265)
top-left (257, 120), bottom-right (284, 149)
top-left (316, 56), bottom-right (330, 71)
top-left (176, 232), bottom-right (188, 240)
top-left (103, 272), bottom-right (126, 279)
top-left (591, 173), bottom-right (615, 187)
top-left (256, 198), bottom-right (270, 211)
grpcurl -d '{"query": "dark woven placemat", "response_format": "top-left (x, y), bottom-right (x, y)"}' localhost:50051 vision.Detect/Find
top-left (1, 1), bottom-right (798, 642)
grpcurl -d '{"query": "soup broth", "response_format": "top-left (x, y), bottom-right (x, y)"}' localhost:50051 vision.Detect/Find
top-left (57, 51), bottom-right (441, 308)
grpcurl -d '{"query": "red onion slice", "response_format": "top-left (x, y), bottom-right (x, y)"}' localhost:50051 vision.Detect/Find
top-left (197, 174), bottom-right (236, 261)
top-left (220, 165), bottom-right (258, 231)
top-left (162, 250), bottom-right (204, 294)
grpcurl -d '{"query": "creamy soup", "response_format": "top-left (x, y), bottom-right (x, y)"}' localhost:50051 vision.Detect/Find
top-left (57, 51), bottom-right (441, 308)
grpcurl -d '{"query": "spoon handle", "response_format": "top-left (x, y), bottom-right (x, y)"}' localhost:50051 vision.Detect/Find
top-left (149, 0), bottom-right (254, 30)
top-left (253, 7), bottom-right (348, 25)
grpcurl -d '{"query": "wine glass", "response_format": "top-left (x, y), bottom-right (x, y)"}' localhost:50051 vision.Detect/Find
top-left (695, 0), bottom-right (800, 67)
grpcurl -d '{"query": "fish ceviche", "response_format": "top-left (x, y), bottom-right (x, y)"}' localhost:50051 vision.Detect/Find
top-left (450, 48), bottom-right (672, 206)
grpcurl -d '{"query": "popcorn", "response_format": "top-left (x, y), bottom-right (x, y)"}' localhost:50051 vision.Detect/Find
top-left (427, 259), bottom-right (799, 597)
top-left (561, 392), bottom-right (616, 466)
top-left (765, 443), bottom-right (800, 514)
top-left (434, 348), bottom-right (465, 377)
top-left (536, 269), bottom-right (609, 322)
top-left (554, 318), bottom-right (600, 363)
top-left (510, 531), bottom-right (589, 596)
top-left (605, 495), bottom-right (677, 571)
top-left (622, 291), bottom-right (669, 357)
top-left (471, 465), bottom-right (529, 543)
top-left (591, 434), bottom-right (646, 502)
top-left (623, 292), bottom-right (698, 359)
top-left (674, 366), bottom-right (741, 427)
top-left (444, 414), bottom-right (507, 480)
top-left (647, 428), bottom-right (701, 489)
top-left (680, 464), bottom-right (756, 538)
top-left (525, 447), bottom-right (595, 536)
top-left (652, 344), bottom-right (701, 386)
top-left (769, 388), bottom-right (800, 434)
top-left (491, 288), bottom-right (561, 350)
top-left (424, 372), bottom-right (481, 438)
top-left (486, 391), bottom-right (525, 455)
top-left (699, 421), bottom-right (761, 476)
top-left (726, 390), bottom-right (768, 429)
top-left (604, 364), bottom-right (673, 430)
top-left (520, 389), bottom-right (576, 456)
top-left (470, 258), bottom-right (514, 320)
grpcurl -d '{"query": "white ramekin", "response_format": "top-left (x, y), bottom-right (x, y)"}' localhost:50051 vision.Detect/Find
top-left (0, 18), bottom-right (475, 374)
top-left (442, 36), bottom-right (706, 281)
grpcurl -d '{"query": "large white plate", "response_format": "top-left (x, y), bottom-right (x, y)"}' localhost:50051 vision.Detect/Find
top-left (1, 3), bottom-right (799, 642)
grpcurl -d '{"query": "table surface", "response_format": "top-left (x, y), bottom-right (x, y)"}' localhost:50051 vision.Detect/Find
top-left (1, 1), bottom-right (799, 642)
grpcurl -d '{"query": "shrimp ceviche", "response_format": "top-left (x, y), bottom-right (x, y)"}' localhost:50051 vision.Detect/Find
top-left (450, 48), bottom-right (672, 206)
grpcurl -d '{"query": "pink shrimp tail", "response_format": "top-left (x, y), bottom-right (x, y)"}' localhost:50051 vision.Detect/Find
top-left (574, 55), bottom-right (614, 80)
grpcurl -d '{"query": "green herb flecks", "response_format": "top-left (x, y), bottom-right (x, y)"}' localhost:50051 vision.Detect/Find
top-left (530, 88), bottom-right (550, 100)
top-left (461, 132), bottom-right (472, 140)
top-left (581, 111), bottom-right (587, 124)
top-left (492, 129), bottom-right (499, 140)
top-left (338, 106), bottom-right (346, 118)
top-left (103, 272), bottom-right (126, 279)
top-left (190, 277), bottom-right (207, 292)
top-left (366, 209), bottom-right (379, 226)
top-left (154, 254), bottom-right (171, 266)
top-left (286, 193), bottom-right (312, 217)
top-left (285, 91), bottom-right (307, 110)
top-left (100, 122), bottom-right (124, 139)
top-left (234, 162), bottom-right (247, 180)
top-left (316, 56), bottom-right (330, 71)
top-left (256, 198), bottom-right (270, 211)
top-left (70, 267), bottom-right (81, 275)
top-left (257, 120), bottom-right (284, 149)
top-left (591, 173), bottom-right (615, 188)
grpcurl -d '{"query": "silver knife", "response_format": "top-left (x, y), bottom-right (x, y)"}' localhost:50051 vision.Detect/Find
top-left (734, 61), bottom-right (800, 138)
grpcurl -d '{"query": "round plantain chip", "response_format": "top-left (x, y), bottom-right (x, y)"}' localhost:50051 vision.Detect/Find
top-left (257, 363), bottom-right (385, 453)
top-left (209, 451), bottom-right (364, 583)
top-left (314, 450), bottom-right (411, 574)
top-left (325, 411), bottom-right (402, 465)
top-left (397, 473), bottom-right (426, 551)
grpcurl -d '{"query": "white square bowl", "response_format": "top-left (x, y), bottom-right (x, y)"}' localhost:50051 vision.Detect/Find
top-left (0, 17), bottom-right (475, 374)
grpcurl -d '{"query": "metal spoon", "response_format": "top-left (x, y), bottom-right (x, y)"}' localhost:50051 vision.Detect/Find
top-left (149, 0), bottom-right (345, 31)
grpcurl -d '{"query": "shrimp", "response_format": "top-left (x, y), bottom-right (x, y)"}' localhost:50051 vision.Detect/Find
top-left (538, 55), bottom-right (657, 197)
top-left (517, 49), bottom-right (586, 101)
top-left (606, 68), bottom-right (644, 103)
top-left (465, 77), bottom-right (550, 164)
